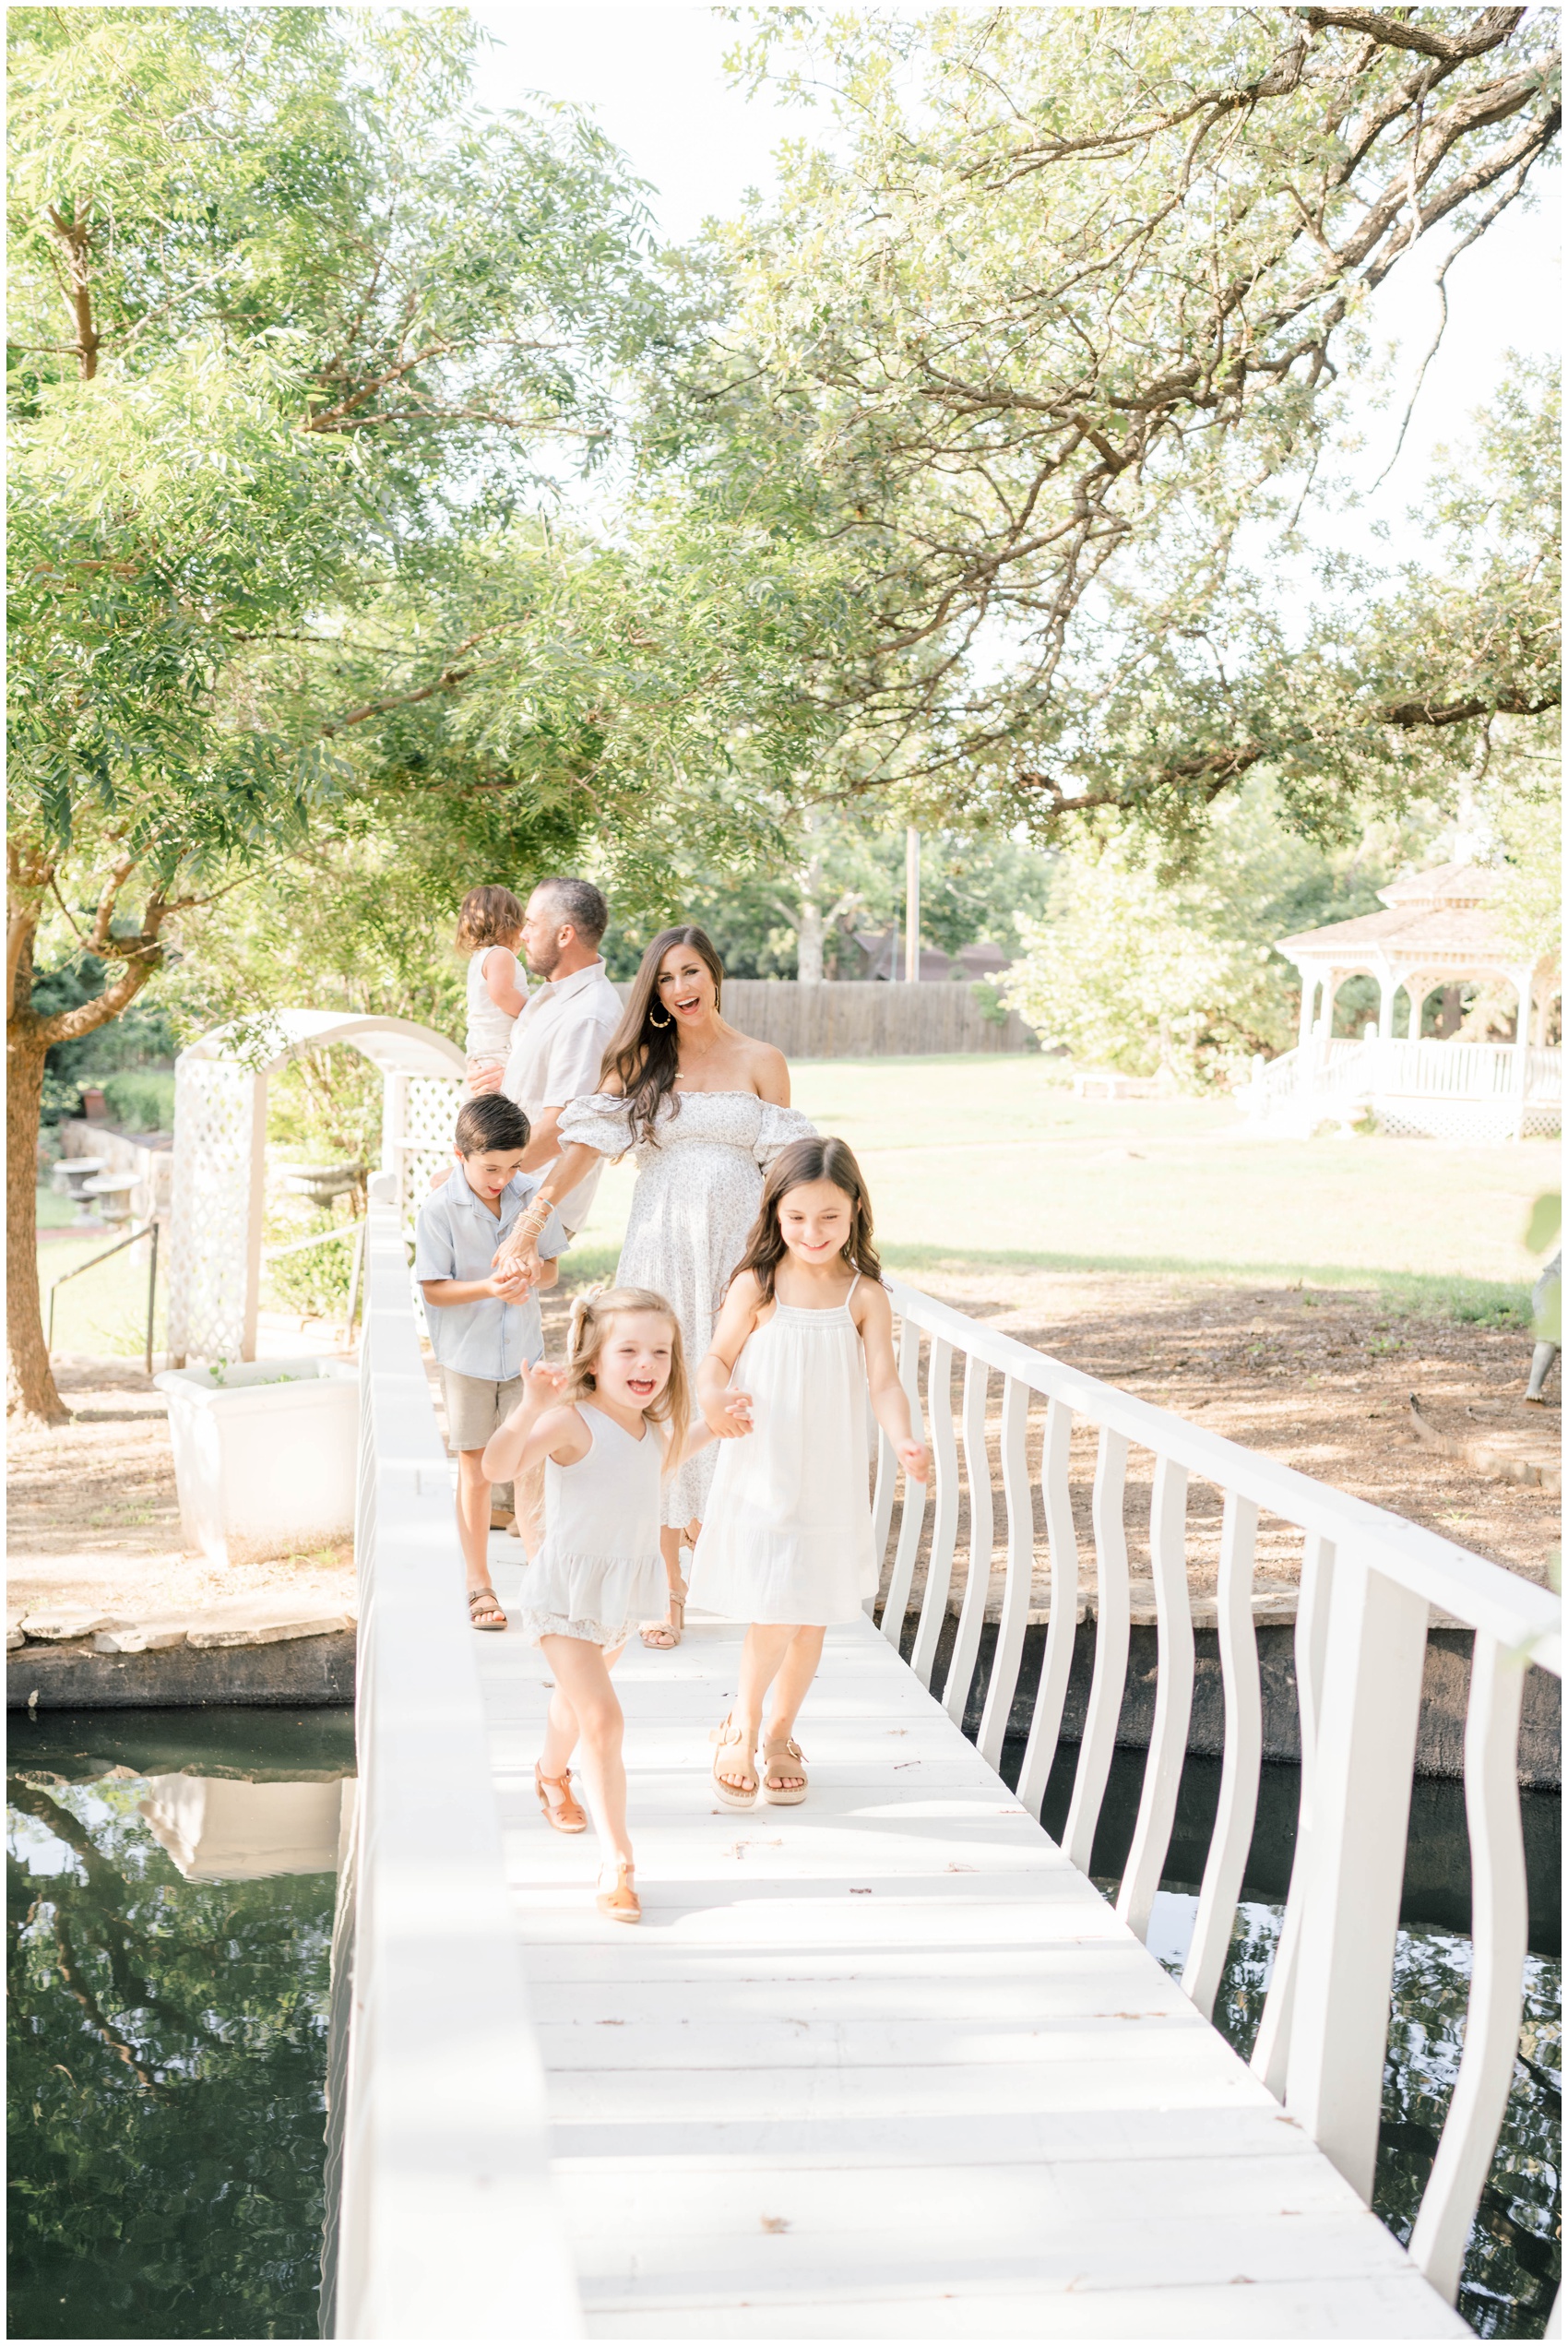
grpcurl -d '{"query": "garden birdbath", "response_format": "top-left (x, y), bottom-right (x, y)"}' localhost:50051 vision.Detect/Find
top-left (281, 1162), bottom-right (365, 1209)
top-left (51, 1157), bottom-right (109, 1224)
top-left (80, 1172), bottom-right (139, 1226)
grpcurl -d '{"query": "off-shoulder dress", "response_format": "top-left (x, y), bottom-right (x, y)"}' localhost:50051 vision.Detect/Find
top-left (555, 1088), bottom-right (816, 1528)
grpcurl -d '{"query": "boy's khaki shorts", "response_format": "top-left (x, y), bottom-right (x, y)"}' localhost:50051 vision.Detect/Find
top-left (439, 1367), bottom-right (524, 1455)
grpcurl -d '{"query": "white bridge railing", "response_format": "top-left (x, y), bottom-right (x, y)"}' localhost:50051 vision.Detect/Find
top-left (874, 1277), bottom-right (1561, 2313)
top-left (324, 1187), bottom-right (582, 2339)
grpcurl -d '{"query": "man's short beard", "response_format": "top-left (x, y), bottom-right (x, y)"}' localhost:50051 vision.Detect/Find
top-left (527, 934), bottom-right (561, 980)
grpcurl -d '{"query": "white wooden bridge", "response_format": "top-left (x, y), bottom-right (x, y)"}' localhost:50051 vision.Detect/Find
top-left (324, 1194), bottom-right (1562, 2340)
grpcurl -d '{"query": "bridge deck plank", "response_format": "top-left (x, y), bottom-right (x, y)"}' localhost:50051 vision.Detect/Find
top-left (477, 1579), bottom-right (1465, 2340)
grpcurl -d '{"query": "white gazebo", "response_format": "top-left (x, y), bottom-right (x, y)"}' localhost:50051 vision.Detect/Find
top-left (166, 1010), bottom-right (464, 1364)
top-left (1241, 863), bottom-right (1561, 1141)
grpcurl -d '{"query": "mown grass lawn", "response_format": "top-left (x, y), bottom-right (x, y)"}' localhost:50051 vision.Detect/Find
top-left (35, 1201), bottom-right (166, 1360)
top-left (571, 1055), bottom-right (1553, 1319)
top-left (38, 1057), bottom-right (1553, 1357)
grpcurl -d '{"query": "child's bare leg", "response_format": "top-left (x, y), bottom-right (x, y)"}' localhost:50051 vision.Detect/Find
top-left (540, 1635), bottom-right (631, 1864)
top-left (642, 1526), bottom-right (689, 1649)
top-left (538, 1681), bottom-right (580, 1781)
top-left (731, 1622), bottom-right (795, 1756)
top-left (456, 1449), bottom-right (505, 1626)
top-left (762, 1626), bottom-right (825, 1791)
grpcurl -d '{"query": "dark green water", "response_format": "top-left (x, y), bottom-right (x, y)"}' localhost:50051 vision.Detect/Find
top-left (6, 1709), bottom-right (1560, 2338)
top-left (6, 1709), bottom-right (353, 2341)
top-left (1028, 1742), bottom-right (1563, 2341)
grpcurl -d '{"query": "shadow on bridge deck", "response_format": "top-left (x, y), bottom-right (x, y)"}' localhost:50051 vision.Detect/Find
top-left (477, 1570), bottom-right (1465, 2342)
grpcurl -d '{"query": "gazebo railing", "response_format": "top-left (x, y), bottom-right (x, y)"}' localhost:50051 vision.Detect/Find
top-left (1242, 1037), bottom-right (1562, 1124)
top-left (872, 1276), bottom-right (1561, 2311)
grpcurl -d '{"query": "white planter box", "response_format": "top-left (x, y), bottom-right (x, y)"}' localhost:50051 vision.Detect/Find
top-left (154, 1356), bottom-right (360, 1566)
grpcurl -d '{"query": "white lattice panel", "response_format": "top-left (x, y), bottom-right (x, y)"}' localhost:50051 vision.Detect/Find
top-left (398, 1077), bottom-right (465, 1227)
top-left (1375, 1096), bottom-right (1526, 1143)
top-left (167, 1057), bottom-right (262, 1364)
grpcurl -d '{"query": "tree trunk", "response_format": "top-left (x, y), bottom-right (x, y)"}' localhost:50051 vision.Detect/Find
top-left (797, 892), bottom-right (826, 984)
top-left (792, 846), bottom-right (825, 985)
top-left (6, 1024), bottom-right (66, 1423)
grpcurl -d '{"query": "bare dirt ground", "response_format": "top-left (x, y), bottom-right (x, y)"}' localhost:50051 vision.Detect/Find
top-left (905, 1267), bottom-right (1560, 1605)
top-left (7, 1354), bottom-right (353, 1628)
top-left (11, 1275), bottom-right (1556, 1632)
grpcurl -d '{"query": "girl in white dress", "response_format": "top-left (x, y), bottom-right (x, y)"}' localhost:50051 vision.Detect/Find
top-left (689, 1138), bottom-right (928, 1808)
top-left (481, 1288), bottom-right (714, 1923)
top-left (457, 884), bottom-right (528, 1093)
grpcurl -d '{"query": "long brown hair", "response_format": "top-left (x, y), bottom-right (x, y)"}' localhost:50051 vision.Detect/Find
top-left (600, 925), bottom-right (725, 1147)
top-left (732, 1136), bottom-right (883, 1303)
top-left (564, 1285), bottom-right (690, 1473)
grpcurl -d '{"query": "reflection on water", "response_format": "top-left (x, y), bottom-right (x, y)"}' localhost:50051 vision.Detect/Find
top-left (1025, 1743), bottom-right (1562, 2342)
top-left (1149, 1894), bottom-right (1562, 2340)
top-left (6, 1709), bottom-right (354, 2341)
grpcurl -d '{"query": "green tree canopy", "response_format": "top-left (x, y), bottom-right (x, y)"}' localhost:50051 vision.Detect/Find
top-left (690, 6), bottom-right (1560, 826)
top-left (5, 6), bottom-right (671, 1420)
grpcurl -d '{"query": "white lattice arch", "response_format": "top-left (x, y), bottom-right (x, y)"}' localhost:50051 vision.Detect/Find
top-left (167, 1010), bottom-right (464, 1364)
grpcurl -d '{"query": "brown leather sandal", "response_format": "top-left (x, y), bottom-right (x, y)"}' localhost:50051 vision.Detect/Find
top-left (709, 1715), bottom-right (758, 1809)
top-left (640, 1579), bottom-right (687, 1649)
top-left (535, 1763), bottom-right (587, 1834)
top-left (467, 1585), bottom-right (507, 1632)
top-left (596, 1860), bottom-right (640, 1924)
top-left (760, 1734), bottom-right (808, 1805)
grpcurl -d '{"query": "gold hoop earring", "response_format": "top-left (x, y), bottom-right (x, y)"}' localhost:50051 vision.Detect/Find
top-left (648, 1005), bottom-right (672, 1029)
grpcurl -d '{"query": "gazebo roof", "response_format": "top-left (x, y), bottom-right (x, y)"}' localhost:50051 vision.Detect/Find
top-left (1276, 862), bottom-right (1538, 973)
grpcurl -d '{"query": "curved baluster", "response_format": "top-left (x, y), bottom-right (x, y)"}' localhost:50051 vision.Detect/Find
top-left (1116, 1457), bottom-right (1194, 1942)
top-left (978, 1376), bottom-right (1034, 1769)
top-left (1285, 1555), bottom-right (1429, 2202)
top-left (909, 1337), bottom-right (958, 1688)
top-left (877, 1317), bottom-right (927, 1649)
top-left (944, 1355), bottom-right (993, 1722)
top-left (1252, 1531), bottom-right (1336, 2096)
top-left (1408, 1632), bottom-right (1529, 2301)
top-left (1182, 1494), bottom-right (1262, 2019)
top-left (1063, 1427), bottom-right (1131, 1874)
top-left (1014, 1399), bottom-right (1080, 1820)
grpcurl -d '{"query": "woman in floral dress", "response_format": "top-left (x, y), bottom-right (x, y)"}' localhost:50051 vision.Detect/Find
top-left (498, 924), bottom-right (814, 1644)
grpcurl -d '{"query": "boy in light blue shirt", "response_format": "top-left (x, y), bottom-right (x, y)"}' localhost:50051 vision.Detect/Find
top-left (414, 1094), bottom-right (567, 1630)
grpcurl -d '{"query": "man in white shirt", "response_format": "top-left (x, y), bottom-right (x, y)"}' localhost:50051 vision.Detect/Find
top-left (498, 876), bottom-right (623, 1237)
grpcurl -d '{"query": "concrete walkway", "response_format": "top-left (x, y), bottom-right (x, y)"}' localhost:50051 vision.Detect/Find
top-left (476, 1555), bottom-right (1464, 2341)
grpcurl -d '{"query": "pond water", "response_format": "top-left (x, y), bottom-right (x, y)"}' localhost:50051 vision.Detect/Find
top-left (6, 1709), bottom-right (352, 2341)
top-left (6, 1708), bottom-right (1560, 2339)
top-left (1028, 1742), bottom-right (1562, 2341)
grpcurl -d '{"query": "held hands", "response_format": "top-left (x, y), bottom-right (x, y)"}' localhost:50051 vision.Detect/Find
top-left (491, 1231), bottom-right (541, 1291)
top-left (704, 1385), bottom-right (754, 1440)
top-left (897, 1438), bottom-right (930, 1484)
top-left (488, 1253), bottom-right (538, 1299)
top-left (465, 1058), bottom-right (505, 1097)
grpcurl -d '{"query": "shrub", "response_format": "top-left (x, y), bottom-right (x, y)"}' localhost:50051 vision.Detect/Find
top-left (101, 1071), bottom-right (176, 1133)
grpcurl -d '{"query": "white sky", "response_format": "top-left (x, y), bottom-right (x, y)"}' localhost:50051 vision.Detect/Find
top-left (473, 2), bottom-right (1561, 554)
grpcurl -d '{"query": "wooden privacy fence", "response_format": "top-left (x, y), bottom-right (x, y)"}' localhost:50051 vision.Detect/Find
top-left (872, 1276), bottom-right (1562, 2313)
top-left (614, 977), bottom-right (1036, 1057)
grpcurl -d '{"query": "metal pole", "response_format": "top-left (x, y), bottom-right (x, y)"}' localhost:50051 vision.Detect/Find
top-left (145, 1220), bottom-right (160, 1376)
top-left (904, 827), bottom-right (921, 984)
top-left (345, 1220), bottom-right (367, 1349)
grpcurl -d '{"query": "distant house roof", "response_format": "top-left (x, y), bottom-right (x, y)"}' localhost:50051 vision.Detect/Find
top-left (1276, 862), bottom-right (1546, 976)
top-left (848, 930), bottom-right (1014, 983)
